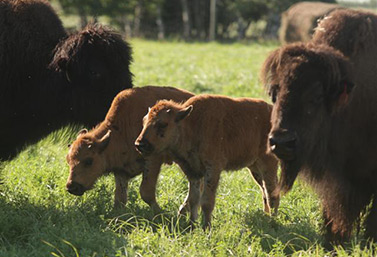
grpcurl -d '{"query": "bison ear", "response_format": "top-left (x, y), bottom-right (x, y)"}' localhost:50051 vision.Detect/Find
top-left (97, 130), bottom-right (111, 153)
top-left (175, 105), bottom-right (193, 123)
top-left (330, 80), bottom-right (355, 112)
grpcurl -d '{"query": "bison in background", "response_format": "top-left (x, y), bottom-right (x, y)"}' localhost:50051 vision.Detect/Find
top-left (261, 42), bottom-right (377, 244)
top-left (136, 95), bottom-right (279, 228)
top-left (0, 0), bottom-right (133, 160)
top-left (279, 1), bottom-right (342, 44)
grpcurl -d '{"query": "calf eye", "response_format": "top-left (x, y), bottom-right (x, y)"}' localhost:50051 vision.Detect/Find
top-left (83, 158), bottom-right (93, 167)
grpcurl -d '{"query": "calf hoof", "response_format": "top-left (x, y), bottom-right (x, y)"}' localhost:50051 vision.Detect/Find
top-left (178, 203), bottom-right (190, 216)
top-left (151, 203), bottom-right (162, 214)
top-left (114, 200), bottom-right (127, 209)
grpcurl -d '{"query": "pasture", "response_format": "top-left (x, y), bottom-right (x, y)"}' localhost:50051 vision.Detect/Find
top-left (0, 40), bottom-right (374, 256)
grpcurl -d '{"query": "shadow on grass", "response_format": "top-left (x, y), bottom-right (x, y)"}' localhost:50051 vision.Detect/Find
top-left (242, 209), bottom-right (323, 255)
top-left (0, 194), bottom-right (127, 257)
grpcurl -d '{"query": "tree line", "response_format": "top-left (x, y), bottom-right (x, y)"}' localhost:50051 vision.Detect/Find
top-left (53, 0), bottom-right (337, 40)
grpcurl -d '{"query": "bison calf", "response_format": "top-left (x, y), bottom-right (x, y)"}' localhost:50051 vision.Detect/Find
top-left (135, 94), bottom-right (279, 228)
top-left (66, 86), bottom-right (193, 212)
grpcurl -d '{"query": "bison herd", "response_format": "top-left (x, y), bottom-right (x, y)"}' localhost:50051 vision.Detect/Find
top-left (2, 0), bottom-right (377, 248)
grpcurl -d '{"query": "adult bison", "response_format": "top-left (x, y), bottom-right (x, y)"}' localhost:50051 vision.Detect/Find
top-left (261, 42), bottom-right (377, 244)
top-left (279, 1), bottom-right (341, 44)
top-left (0, 0), bottom-right (133, 160)
top-left (312, 9), bottom-right (377, 93)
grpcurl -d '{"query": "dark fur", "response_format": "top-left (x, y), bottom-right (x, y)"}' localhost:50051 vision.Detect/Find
top-left (0, 0), bottom-right (133, 159)
top-left (279, 1), bottom-right (342, 44)
top-left (261, 42), bottom-right (377, 243)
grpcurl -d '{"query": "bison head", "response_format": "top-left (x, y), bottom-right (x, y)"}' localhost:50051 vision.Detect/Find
top-left (261, 43), bottom-right (354, 192)
top-left (66, 129), bottom-right (112, 196)
top-left (50, 23), bottom-right (133, 126)
top-left (135, 101), bottom-right (193, 156)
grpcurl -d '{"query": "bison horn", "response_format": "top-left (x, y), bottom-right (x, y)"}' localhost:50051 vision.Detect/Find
top-left (65, 70), bottom-right (72, 83)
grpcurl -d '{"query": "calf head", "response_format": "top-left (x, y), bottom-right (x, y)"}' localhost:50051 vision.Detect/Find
top-left (66, 129), bottom-right (111, 196)
top-left (261, 43), bottom-right (354, 192)
top-left (50, 23), bottom-right (133, 126)
top-left (135, 101), bottom-right (193, 156)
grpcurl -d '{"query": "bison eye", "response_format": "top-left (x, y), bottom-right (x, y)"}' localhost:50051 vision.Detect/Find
top-left (269, 85), bottom-right (279, 103)
top-left (89, 69), bottom-right (101, 78)
top-left (83, 158), bottom-right (93, 167)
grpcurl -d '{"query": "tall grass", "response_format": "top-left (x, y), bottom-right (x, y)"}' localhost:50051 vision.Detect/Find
top-left (0, 40), bottom-right (376, 256)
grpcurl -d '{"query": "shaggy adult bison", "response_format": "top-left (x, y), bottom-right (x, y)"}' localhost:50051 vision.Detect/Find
top-left (279, 1), bottom-right (341, 44)
top-left (312, 9), bottom-right (377, 89)
top-left (0, 0), bottom-right (133, 160)
top-left (66, 86), bottom-right (193, 212)
top-left (136, 95), bottom-right (279, 228)
top-left (261, 42), bottom-right (377, 244)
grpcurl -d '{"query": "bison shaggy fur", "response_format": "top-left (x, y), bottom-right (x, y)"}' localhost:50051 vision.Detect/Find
top-left (279, 1), bottom-right (342, 44)
top-left (66, 86), bottom-right (193, 212)
top-left (136, 94), bottom-right (279, 228)
top-left (261, 42), bottom-right (377, 244)
top-left (0, 0), bottom-right (133, 160)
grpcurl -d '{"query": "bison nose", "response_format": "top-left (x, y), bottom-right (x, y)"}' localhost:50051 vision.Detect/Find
top-left (66, 181), bottom-right (86, 196)
top-left (269, 131), bottom-right (297, 160)
top-left (135, 138), bottom-right (154, 155)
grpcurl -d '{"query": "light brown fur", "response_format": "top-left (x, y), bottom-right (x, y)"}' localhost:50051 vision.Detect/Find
top-left (136, 94), bottom-right (279, 228)
top-left (66, 86), bottom-right (193, 212)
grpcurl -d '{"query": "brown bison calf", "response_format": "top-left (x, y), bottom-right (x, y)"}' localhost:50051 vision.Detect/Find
top-left (135, 94), bottom-right (279, 228)
top-left (261, 42), bottom-right (377, 244)
top-left (66, 86), bottom-right (193, 212)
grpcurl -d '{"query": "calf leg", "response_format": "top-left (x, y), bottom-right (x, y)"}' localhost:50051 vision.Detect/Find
top-left (140, 157), bottom-right (163, 213)
top-left (114, 173), bottom-right (129, 208)
top-left (249, 154), bottom-right (279, 215)
top-left (178, 178), bottom-right (203, 216)
top-left (201, 170), bottom-right (220, 229)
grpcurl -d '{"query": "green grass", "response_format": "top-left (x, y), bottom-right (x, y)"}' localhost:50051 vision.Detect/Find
top-left (1, 40), bottom-right (376, 256)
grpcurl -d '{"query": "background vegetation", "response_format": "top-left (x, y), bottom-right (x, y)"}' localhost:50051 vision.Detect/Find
top-left (50, 0), bottom-right (344, 40)
top-left (1, 40), bottom-right (376, 256)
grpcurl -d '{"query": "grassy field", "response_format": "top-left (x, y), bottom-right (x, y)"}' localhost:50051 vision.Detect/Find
top-left (0, 40), bottom-right (375, 257)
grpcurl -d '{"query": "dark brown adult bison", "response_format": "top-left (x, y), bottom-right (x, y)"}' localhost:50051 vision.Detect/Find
top-left (0, 0), bottom-right (133, 160)
top-left (261, 42), bottom-right (377, 244)
top-left (279, 1), bottom-right (342, 44)
top-left (312, 9), bottom-right (377, 90)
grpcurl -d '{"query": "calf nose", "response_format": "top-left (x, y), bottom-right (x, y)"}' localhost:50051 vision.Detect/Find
top-left (269, 130), bottom-right (297, 160)
top-left (66, 181), bottom-right (85, 196)
top-left (135, 138), bottom-right (153, 155)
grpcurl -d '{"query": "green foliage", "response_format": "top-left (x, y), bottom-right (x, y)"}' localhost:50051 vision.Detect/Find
top-left (1, 40), bottom-right (376, 256)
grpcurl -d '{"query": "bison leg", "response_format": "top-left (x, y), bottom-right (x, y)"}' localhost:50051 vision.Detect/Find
top-left (201, 169), bottom-right (220, 229)
top-left (114, 173), bottom-right (130, 208)
top-left (249, 155), bottom-right (279, 215)
top-left (140, 157), bottom-right (163, 214)
top-left (178, 178), bottom-right (203, 216)
top-left (183, 178), bottom-right (203, 227)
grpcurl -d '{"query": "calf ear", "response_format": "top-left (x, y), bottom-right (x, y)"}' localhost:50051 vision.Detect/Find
top-left (77, 129), bottom-right (88, 138)
top-left (97, 130), bottom-right (111, 153)
top-left (175, 105), bottom-right (193, 123)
